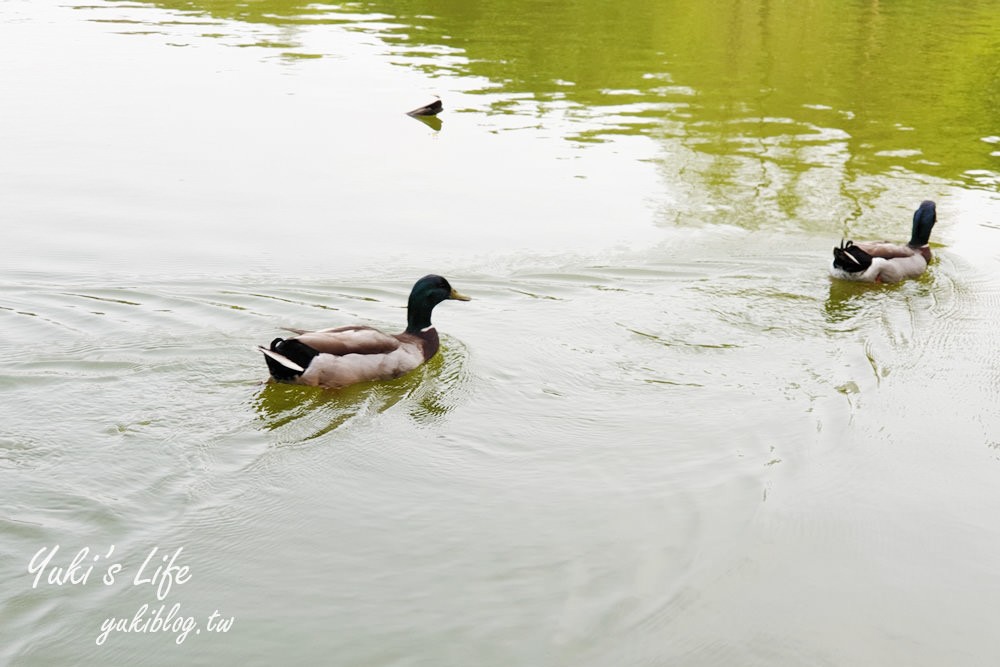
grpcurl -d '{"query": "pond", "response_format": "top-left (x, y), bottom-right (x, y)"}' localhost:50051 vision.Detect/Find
top-left (2, 1), bottom-right (999, 664)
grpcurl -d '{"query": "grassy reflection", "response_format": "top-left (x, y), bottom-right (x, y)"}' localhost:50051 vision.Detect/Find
top-left (135, 0), bottom-right (998, 190)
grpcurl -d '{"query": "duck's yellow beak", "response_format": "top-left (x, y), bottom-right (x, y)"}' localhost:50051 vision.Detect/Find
top-left (449, 288), bottom-right (471, 301)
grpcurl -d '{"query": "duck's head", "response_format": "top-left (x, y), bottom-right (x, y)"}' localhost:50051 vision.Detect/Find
top-left (908, 200), bottom-right (936, 247)
top-left (406, 274), bottom-right (470, 332)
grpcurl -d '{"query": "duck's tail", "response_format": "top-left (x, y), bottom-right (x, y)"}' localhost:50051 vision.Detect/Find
top-left (258, 338), bottom-right (317, 382)
top-left (832, 240), bottom-right (873, 273)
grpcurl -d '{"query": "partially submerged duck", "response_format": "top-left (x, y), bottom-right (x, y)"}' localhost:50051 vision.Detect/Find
top-left (830, 200), bottom-right (937, 283)
top-left (259, 275), bottom-right (470, 388)
top-left (406, 97), bottom-right (443, 117)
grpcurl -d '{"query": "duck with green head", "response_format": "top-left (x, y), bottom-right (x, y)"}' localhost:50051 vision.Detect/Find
top-left (830, 200), bottom-right (937, 283)
top-left (259, 275), bottom-right (470, 388)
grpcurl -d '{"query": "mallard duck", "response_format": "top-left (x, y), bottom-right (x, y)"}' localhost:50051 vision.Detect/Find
top-left (830, 200), bottom-right (937, 283)
top-left (259, 275), bottom-right (470, 388)
top-left (406, 97), bottom-right (442, 117)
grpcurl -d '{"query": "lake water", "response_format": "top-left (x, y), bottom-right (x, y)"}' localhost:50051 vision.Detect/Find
top-left (2, 1), bottom-right (1000, 665)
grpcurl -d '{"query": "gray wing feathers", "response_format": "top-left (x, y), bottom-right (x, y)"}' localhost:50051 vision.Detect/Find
top-left (853, 242), bottom-right (919, 259)
top-left (293, 327), bottom-right (402, 355)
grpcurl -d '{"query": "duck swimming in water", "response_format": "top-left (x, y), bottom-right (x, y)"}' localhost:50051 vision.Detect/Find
top-left (259, 275), bottom-right (470, 388)
top-left (830, 200), bottom-right (937, 283)
top-left (406, 97), bottom-right (443, 117)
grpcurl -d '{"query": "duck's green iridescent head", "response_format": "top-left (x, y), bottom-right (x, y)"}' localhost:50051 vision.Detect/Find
top-left (406, 274), bottom-right (470, 333)
top-left (909, 200), bottom-right (936, 247)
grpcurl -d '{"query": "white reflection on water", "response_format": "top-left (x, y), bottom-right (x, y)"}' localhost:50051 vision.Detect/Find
top-left (3, 225), bottom-right (999, 663)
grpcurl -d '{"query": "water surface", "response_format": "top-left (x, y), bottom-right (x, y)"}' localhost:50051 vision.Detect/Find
top-left (1, 1), bottom-right (999, 665)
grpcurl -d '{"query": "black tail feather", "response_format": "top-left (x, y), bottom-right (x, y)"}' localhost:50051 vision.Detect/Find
top-left (832, 240), bottom-right (873, 273)
top-left (263, 338), bottom-right (319, 381)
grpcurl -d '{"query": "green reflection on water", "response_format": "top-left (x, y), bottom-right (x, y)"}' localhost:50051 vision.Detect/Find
top-left (142, 0), bottom-right (999, 189)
